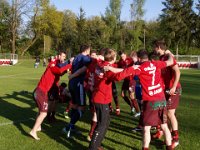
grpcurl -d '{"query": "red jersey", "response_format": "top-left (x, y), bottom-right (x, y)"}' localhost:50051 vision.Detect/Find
top-left (160, 55), bottom-right (181, 89)
top-left (37, 61), bottom-right (71, 93)
top-left (117, 57), bottom-right (133, 68)
top-left (136, 61), bottom-right (167, 101)
top-left (92, 61), bottom-right (135, 104)
top-left (117, 56), bottom-right (134, 81)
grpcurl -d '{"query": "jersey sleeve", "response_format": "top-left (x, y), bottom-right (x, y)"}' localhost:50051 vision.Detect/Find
top-left (107, 66), bottom-right (137, 81)
top-left (50, 64), bottom-right (71, 75)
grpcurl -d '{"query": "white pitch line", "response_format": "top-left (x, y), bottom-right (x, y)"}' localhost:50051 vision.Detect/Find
top-left (0, 73), bottom-right (36, 79)
top-left (0, 118), bottom-right (34, 126)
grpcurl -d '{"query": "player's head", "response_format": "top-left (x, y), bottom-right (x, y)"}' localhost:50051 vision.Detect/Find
top-left (104, 48), bottom-right (116, 64)
top-left (58, 51), bottom-right (66, 63)
top-left (137, 49), bottom-right (149, 62)
top-left (80, 44), bottom-right (91, 55)
top-left (148, 51), bottom-right (159, 61)
top-left (118, 50), bottom-right (126, 60)
top-left (90, 50), bottom-right (97, 59)
top-left (130, 51), bottom-right (138, 62)
top-left (153, 40), bottom-right (167, 55)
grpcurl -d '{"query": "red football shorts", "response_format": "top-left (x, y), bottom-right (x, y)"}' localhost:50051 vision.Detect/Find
top-left (34, 87), bottom-right (48, 112)
top-left (166, 88), bottom-right (181, 110)
top-left (142, 100), bottom-right (167, 126)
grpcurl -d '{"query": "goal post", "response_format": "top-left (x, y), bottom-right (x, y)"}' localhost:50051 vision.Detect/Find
top-left (175, 55), bottom-right (200, 69)
top-left (0, 53), bottom-right (18, 65)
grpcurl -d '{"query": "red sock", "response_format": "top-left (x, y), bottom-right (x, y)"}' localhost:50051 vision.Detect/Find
top-left (142, 147), bottom-right (149, 150)
top-left (172, 130), bottom-right (179, 141)
top-left (166, 145), bottom-right (173, 150)
top-left (131, 98), bottom-right (140, 112)
top-left (89, 121), bottom-right (97, 137)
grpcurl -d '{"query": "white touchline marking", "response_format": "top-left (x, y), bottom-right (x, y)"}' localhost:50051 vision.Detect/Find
top-left (0, 118), bottom-right (35, 126)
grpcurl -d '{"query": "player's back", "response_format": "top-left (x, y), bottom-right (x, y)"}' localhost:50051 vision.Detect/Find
top-left (138, 60), bottom-right (166, 101)
top-left (70, 54), bottom-right (91, 83)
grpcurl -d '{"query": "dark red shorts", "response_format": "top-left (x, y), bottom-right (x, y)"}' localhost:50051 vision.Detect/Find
top-left (34, 87), bottom-right (48, 112)
top-left (142, 100), bottom-right (167, 126)
top-left (122, 79), bottom-right (130, 91)
top-left (165, 88), bottom-right (181, 110)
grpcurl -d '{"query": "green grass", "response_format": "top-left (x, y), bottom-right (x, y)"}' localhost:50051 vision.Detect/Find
top-left (0, 60), bottom-right (200, 150)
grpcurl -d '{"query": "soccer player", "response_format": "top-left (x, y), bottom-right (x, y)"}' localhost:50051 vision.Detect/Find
top-left (62, 44), bottom-right (92, 138)
top-left (117, 51), bottom-right (136, 114)
top-left (30, 51), bottom-right (71, 140)
top-left (153, 40), bottom-right (181, 148)
top-left (106, 49), bottom-right (174, 150)
top-left (88, 48), bottom-right (136, 150)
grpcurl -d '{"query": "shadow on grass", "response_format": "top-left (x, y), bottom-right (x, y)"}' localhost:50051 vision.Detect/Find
top-left (0, 91), bottom-right (88, 150)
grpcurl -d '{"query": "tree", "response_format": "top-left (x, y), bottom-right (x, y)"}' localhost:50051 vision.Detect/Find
top-left (129, 0), bottom-right (145, 50)
top-left (103, 0), bottom-right (123, 49)
top-left (60, 10), bottom-right (77, 55)
top-left (0, 0), bottom-right (11, 52)
top-left (159, 0), bottom-right (195, 54)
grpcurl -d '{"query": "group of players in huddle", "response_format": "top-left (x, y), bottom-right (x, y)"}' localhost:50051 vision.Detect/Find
top-left (29, 40), bottom-right (181, 150)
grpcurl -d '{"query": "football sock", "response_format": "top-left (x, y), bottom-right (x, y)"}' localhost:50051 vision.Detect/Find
top-left (131, 98), bottom-right (140, 112)
top-left (166, 145), bottom-right (173, 150)
top-left (89, 121), bottom-right (97, 137)
top-left (172, 130), bottom-right (179, 141)
top-left (123, 96), bottom-right (131, 106)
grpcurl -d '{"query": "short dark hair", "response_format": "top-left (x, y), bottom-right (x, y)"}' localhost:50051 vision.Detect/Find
top-left (58, 51), bottom-right (66, 55)
top-left (137, 49), bottom-right (149, 59)
top-left (118, 50), bottom-right (125, 56)
top-left (80, 44), bottom-right (90, 52)
top-left (148, 51), bottom-right (159, 60)
top-left (153, 40), bottom-right (167, 50)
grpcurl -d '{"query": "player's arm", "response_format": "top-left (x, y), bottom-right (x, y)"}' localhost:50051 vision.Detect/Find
top-left (104, 65), bottom-right (123, 73)
top-left (68, 66), bottom-right (87, 80)
top-left (165, 53), bottom-right (173, 67)
top-left (50, 64), bottom-right (71, 75)
top-left (107, 66), bottom-right (140, 81)
top-left (104, 65), bottom-right (139, 73)
top-left (170, 64), bottom-right (181, 95)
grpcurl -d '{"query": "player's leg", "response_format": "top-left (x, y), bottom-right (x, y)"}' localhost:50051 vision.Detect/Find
top-left (89, 103), bottom-right (110, 150)
top-left (30, 88), bottom-right (48, 140)
top-left (142, 126), bottom-right (151, 149)
top-left (87, 111), bottom-right (97, 141)
top-left (112, 82), bottom-right (120, 115)
top-left (30, 112), bottom-right (47, 140)
top-left (167, 92), bottom-right (180, 148)
top-left (161, 123), bottom-right (172, 149)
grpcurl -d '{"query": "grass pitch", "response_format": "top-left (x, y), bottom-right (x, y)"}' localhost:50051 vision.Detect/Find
top-left (0, 60), bottom-right (199, 150)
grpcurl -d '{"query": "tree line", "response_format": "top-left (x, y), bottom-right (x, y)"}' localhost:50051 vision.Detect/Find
top-left (0, 0), bottom-right (200, 57)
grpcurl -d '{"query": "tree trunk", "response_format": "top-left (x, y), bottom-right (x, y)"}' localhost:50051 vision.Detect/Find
top-left (11, 30), bottom-right (16, 54)
top-left (21, 37), bottom-right (38, 56)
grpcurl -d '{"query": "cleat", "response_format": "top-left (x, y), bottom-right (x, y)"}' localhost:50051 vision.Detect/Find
top-left (132, 126), bottom-right (142, 132)
top-left (134, 112), bottom-right (141, 118)
top-left (152, 130), bottom-right (163, 139)
top-left (172, 140), bottom-right (179, 148)
top-left (87, 135), bottom-right (91, 142)
top-left (64, 111), bottom-right (69, 119)
top-left (131, 107), bottom-right (135, 115)
top-left (116, 108), bottom-right (120, 116)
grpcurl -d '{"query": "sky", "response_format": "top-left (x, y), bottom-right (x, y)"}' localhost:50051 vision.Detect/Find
top-left (50, 0), bottom-right (165, 21)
